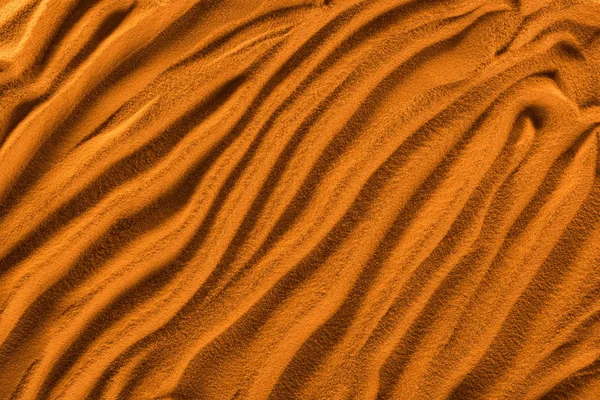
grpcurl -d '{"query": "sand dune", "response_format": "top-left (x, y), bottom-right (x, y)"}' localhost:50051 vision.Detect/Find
top-left (1, 0), bottom-right (600, 398)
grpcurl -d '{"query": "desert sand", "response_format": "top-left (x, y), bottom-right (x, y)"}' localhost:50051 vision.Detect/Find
top-left (1, 0), bottom-right (600, 398)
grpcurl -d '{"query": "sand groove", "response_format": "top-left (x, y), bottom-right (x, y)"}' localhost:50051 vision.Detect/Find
top-left (1, 0), bottom-right (600, 399)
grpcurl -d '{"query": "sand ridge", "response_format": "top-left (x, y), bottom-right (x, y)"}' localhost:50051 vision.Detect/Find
top-left (1, 0), bottom-right (600, 398)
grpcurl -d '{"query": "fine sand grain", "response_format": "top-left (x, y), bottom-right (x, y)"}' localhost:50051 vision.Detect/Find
top-left (1, 0), bottom-right (600, 398)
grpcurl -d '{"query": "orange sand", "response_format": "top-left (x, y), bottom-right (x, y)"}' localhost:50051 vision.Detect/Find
top-left (1, 0), bottom-right (600, 398)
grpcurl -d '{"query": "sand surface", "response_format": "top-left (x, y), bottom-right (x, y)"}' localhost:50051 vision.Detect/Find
top-left (1, 0), bottom-right (600, 398)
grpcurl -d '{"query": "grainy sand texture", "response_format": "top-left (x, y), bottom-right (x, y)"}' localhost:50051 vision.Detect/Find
top-left (1, 0), bottom-right (600, 398)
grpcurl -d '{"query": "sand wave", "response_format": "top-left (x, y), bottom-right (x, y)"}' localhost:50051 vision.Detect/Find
top-left (1, 0), bottom-right (600, 398)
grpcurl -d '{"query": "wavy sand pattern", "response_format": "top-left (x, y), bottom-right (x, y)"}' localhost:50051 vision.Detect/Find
top-left (1, 0), bottom-right (600, 398)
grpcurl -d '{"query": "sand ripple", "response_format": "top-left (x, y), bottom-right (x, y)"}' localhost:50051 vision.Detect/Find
top-left (1, 0), bottom-right (600, 398)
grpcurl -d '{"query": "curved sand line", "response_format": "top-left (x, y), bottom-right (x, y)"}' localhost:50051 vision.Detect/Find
top-left (1, 0), bottom-right (600, 398)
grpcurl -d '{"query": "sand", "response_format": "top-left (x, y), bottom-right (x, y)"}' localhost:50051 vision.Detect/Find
top-left (1, 0), bottom-right (600, 398)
